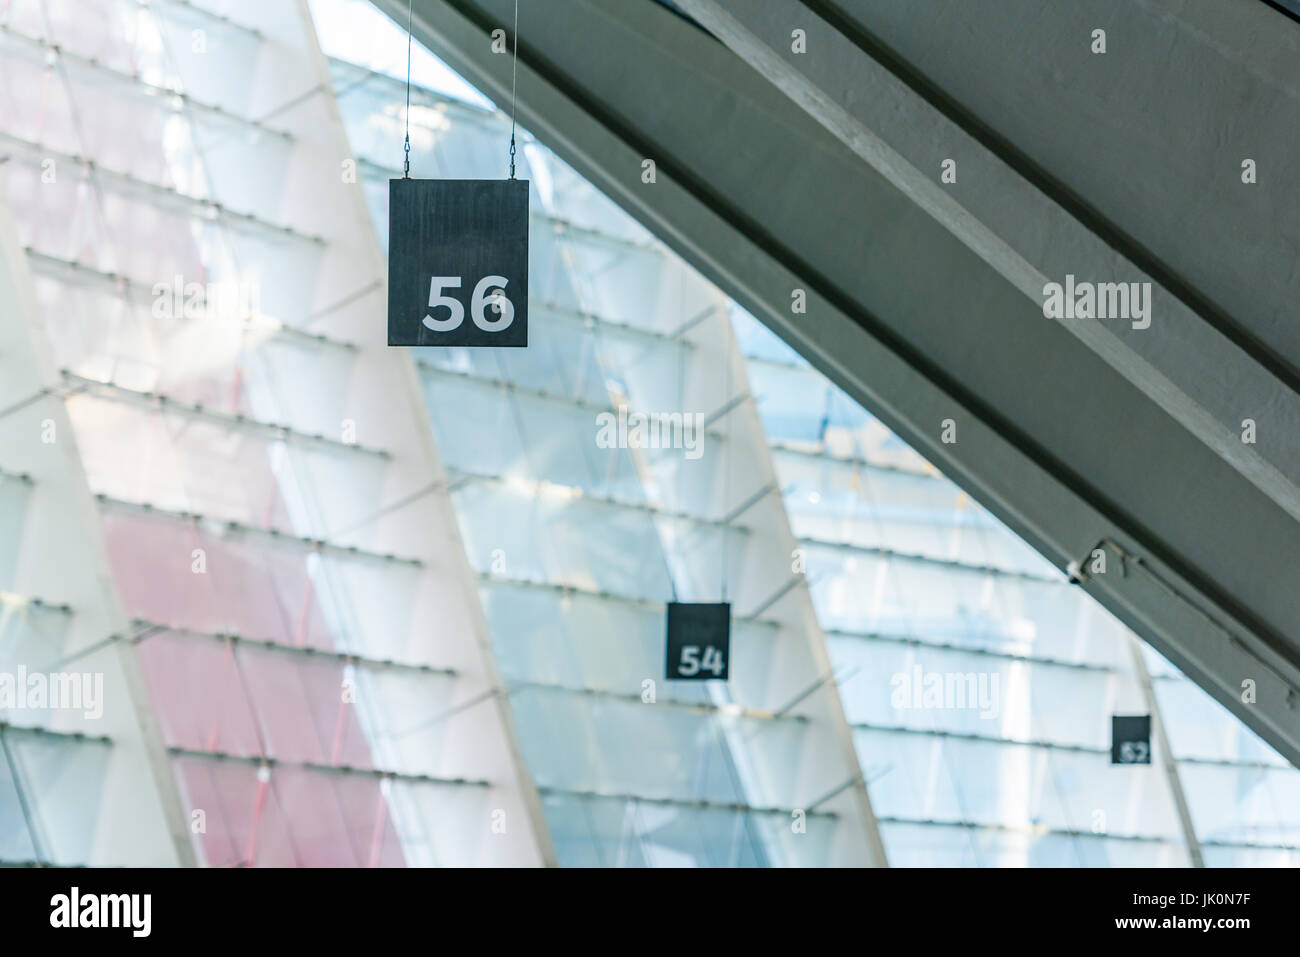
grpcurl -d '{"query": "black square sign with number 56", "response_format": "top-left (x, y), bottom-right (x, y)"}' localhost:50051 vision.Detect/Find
top-left (388, 178), bottom-right (528, 347)
top-left (666, 602), bottom-right (730, 681)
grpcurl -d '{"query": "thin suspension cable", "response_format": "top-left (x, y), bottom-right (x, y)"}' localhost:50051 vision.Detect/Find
top-left (721, 316), bottom-right (733, 603)
top-left (404, 0), bottom-right (414, 178)
top-left (509, 0), bottom-right (519, 178)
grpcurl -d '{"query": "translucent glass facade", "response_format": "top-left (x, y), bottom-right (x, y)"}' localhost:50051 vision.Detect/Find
top-left (735, 314), bottom-right (1300, 866)
top-left (325, 11), bottom-right (880, 866)
top-left (315, 0), bottom-right (1300, 867)
top-left (0, 0), bottom-right (546, 866)
top-left (0, 0), bottom-right (1294, 868)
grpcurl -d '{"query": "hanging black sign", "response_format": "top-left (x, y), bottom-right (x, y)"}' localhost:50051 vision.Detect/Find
top-left (666, 602), bottom-right (731, 680)
top-left (388, 178), bottom-right (528, 347)
top-left (1111, 714), bottom-right (1152, 764)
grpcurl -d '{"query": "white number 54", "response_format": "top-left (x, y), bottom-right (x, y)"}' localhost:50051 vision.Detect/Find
top-left (424, 275), bottom-right (515, 332)
top-left (679, 645), bottom-right (725, 677)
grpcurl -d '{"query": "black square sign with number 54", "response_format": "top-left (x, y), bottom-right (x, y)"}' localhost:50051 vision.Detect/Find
top-left (666, 602), bottom-right (730, 680)
top-left (388, 178), bottom-right (528, 347)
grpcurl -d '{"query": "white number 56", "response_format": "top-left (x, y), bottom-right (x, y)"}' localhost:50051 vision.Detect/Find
top-left (424, 275), bottom-right (515, 332)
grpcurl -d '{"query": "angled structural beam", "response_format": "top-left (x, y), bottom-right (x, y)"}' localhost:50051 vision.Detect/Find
top-left (668, 0), bottom-right (1300, 763)
top-left (376, 0), bottom-right (1300, 767)
top-left (679, 0), bottom-right (1300, 530)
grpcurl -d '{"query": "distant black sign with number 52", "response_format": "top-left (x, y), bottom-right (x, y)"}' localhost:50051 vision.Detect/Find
top-left (388, 178), bottom-right (528, 347)
top-left (1111, 714), bottom-right (1151, 764)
